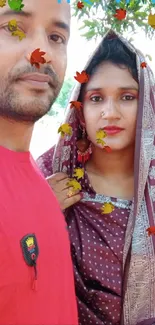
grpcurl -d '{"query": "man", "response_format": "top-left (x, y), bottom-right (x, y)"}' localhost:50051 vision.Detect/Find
top-left (0, 0), bottom-right (78, 324)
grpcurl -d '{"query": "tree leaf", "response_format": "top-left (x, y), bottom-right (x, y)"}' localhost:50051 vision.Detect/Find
top-left (72, 0), bottom-right (155, 41)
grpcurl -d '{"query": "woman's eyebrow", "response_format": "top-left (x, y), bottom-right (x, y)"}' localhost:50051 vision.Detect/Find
top-left (85, 87), bottom-right (102, 92)
top-left (85, 86), bottom-right (139, 92)
top-left (119, 86), bottom-right (139, 91)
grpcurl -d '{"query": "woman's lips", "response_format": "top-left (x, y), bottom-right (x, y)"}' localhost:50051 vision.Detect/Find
top-left (103, 127), bottom-right (124, 135)
top-left (104, 129), bottom-right (122, 135)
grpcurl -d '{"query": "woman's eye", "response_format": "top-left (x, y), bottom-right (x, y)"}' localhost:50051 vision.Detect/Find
top-left (90, 95), bottom-right (103, 102)
top-left (122, 95), bottom-right (135, 100)
top-left (49, 34), bottom-right (65, 44)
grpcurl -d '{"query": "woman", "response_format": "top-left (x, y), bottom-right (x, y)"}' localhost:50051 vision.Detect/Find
top-left (37, 30), bottom-right (155, 325)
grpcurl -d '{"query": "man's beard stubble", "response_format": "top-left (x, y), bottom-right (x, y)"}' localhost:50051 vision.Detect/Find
top-left (0, 65), bottom-right (62, 123)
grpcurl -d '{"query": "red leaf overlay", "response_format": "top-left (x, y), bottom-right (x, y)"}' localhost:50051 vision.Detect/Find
top-left (30, 48), bottom-right (46, 69)
top-left (141, 62), bottom-right (147, 68)
top-left (104, 146), bottom-right (112, 153)
top-left (114, 8), bottom-right (126, 20)
top-left (74, 70), bottom-right (89, 83)
top-left (146, 226), bottom-right (155, 236)
top-left (77, 1), bottom-right (84, 9)
top-left (70, 101), bottom-right (83, 110)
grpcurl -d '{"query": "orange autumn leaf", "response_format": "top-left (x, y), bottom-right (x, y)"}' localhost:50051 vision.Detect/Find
top-left (74, 70), bottom-right (89, 83)
top-left (114, 8), bottom-right (126, 20)
top-left (77, 1), bottom-right (84, 8)
top-left (141, 62), bottom-right (147, 68)
top-left (70, 101), bottom-right (83, 110)
top-left (30, 48), bottom-right (46, 69)
top-left (146, 226), bottom-right (155, 236)
top-left (104, 146), bottom-right (112, 153)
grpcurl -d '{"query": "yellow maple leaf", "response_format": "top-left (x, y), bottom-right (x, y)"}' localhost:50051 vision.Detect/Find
top-left (67, 179), bottom-right (82, 191)
top-left (101, 202), bottom-right (115, 214)
top-left (148, 13), bottom-right (155, 29)
top-left (96, 138), bottom-right (106, 146)
top-left (96, 129), bottom-right (107, 147)
top-left (73, 168), bottom-right (84, 180)
top-left (0, 0), bottom-right (6, 7)
top-left (96, 129), bottom-right (107, 139)
top-left (8, 19), bottom-right (18, 32)
top-left (58, 123), bottom-right (72, 138)
top-left (12, 29), bottom-right (26, 41)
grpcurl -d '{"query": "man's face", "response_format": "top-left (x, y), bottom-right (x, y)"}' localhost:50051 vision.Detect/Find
top-left (0, 0), bottom-right (70, 122)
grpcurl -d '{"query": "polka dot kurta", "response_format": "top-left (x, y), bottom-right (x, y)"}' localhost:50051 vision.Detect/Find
top-left (65, 171), bottom-right (132, 325)
top-left (37, 151), bottom-right (132, 325)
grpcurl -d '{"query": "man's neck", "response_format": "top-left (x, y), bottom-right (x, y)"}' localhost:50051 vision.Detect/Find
top-left (0, 117), bottom-right (34, 152)
top-left (87, 145), bottom-right (134, 181)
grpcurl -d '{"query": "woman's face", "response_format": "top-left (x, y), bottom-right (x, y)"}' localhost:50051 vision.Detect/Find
top-left (83, 61), bottom-right (139, 152)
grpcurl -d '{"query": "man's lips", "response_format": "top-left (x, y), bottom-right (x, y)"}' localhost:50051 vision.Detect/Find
top-left (17, 73), bottom-right (53, 90)
top-left (19, 73), bottom-right (51, 83)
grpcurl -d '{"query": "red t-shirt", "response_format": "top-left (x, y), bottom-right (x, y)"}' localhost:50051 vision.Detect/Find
top-left (0, 145), bottom-right (78, 325)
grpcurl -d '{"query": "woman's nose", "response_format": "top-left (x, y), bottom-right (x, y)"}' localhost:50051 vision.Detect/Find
top-left (101, 98), bottom-right (120, 119)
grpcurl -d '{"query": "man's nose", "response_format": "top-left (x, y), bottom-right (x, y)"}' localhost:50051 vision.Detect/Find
top-left (25, 29), bottom-right (52, 64)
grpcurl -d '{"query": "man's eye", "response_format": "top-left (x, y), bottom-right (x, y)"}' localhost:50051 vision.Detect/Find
top-left (2, 25), bottom-right (22, 32)
top-left (122, 95), bottom-right (135, 100)
top-left (90, 96), bottom-right (102, 102)
top-left (49, 34), bottom-right (65, 44)
top-left (2, 25), bottom-right (13, 32)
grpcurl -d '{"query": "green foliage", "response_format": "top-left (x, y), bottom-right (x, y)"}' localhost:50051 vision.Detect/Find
top-left (47, 77), bottom-right (75, 116)
top-left (72, 0), bottom-right (155, 41)
top-left (55, 77), bottom-right (75, 107)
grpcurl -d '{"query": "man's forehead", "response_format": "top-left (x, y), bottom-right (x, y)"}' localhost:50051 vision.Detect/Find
top-left (0, 0), bottom-right (71, 25)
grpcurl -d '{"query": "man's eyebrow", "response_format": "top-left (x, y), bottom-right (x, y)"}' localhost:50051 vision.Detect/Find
top-left (53, 20), bottom-right (70, 35)
top-left (0, 10), bottom-right (70, 34)
top-left (0, 9), bottom-right (32, 18)
top-left (85, 86), bottom-right (139, 92)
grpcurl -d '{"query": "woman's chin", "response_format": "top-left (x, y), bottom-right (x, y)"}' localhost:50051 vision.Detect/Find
top-left (97, 143), bottom-right (129, 152)
top-left (103, 143), bottom-right (133, 153)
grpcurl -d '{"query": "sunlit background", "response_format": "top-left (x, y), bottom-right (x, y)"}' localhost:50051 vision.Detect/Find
top-left (30, 11), bottom-right (155, 160)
